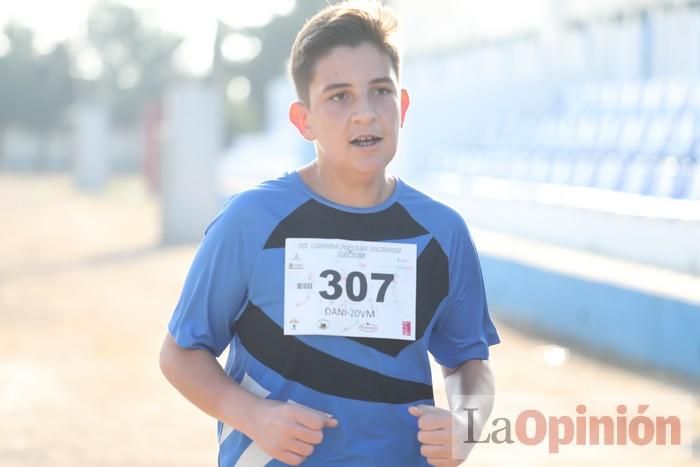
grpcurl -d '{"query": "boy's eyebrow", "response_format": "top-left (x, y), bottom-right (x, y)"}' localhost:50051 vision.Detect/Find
top-left (320, 77), bottom-right (396, 94)
top-left (369, 77), bottom-right (396, 87)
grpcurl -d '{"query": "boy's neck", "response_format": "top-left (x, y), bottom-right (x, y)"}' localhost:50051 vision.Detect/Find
top-left (298, 162), bottom-right (396, 208)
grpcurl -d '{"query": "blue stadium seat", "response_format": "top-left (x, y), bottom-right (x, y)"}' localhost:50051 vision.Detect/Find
top-left (640, 78), bottom-right (666, 114)
top-left (494, 117), bottom-right (533, 180)
top-left (595, 115), bottom-right (647, 190)
top-left (599, 82), bottom-right (622, 115)
top-left (619, 80), bottom-right (643, 115)
top-left (570, 114), bottom-right (622, 187)
top-left (686, 156), bottom-right (700, 199)
top-left (664, 79), bottom-right (690, 116)
top-left (669, 155), bottom-right (698, 199)
top-left (619, 114), bottom-right (673, 194)
top-left (653, 111), bottom-right (697, 197)
top-left (564, 117), bottom-right (600, 185)
top-left (548, 117), bottom-right (578, 184)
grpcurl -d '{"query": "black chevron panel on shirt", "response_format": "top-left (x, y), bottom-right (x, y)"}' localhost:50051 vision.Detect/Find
top-left (235, 301), bottom-right (434, 404)
top-left (263, 199), bottom-right (429, 248)
top-left (236, 199), bottom-right (449, 402)
top-left (344, 237), bottom-right (447, 356)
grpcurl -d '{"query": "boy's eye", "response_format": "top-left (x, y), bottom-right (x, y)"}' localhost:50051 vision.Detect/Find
top-left (330, 92), bottom-right (349, 102)
top-left (373, 87), bottom-right (393, 96)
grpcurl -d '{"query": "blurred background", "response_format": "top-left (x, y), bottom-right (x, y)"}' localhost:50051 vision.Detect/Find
top-left (1, 0), bottom-right (699, 465)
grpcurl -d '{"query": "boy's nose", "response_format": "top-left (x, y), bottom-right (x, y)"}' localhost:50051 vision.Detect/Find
top-left (351, 97), bottom-right (378, 124)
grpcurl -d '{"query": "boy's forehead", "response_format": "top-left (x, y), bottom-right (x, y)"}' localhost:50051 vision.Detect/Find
top-left (308, 43), bottom-right (398, 92)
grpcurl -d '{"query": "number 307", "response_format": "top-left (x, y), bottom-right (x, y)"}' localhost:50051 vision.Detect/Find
top-left (319, 270), bottom-right (394, 303)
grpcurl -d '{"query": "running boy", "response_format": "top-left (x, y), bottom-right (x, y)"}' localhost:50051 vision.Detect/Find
top-left (160, 1), bottom-right (500, 465)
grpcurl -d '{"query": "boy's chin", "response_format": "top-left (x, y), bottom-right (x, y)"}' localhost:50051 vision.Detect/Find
top-left (349, 156), bottom-right (395, 176)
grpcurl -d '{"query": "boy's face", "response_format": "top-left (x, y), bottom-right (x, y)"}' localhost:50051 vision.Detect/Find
top-left (290, 42), bottom-right (409, 180)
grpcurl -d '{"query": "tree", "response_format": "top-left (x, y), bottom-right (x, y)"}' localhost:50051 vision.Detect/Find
top-left (0, 3), bottom-right (182, 170)
top-left (214, 0), bottom-right (336, 135)
top-left (0, 24), bottom-right (37, 134)
top-left (32, 43), bottom-right (74, 169)
top-left (0, 24), bottom-right (74, 169)
top-left (80, 1), bottom-right (182, 127)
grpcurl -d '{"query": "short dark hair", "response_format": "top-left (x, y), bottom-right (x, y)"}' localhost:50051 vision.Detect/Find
top-left (289, 1), bottom-right (400, 104)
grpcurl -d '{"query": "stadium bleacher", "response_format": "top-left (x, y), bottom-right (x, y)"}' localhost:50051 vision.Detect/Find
top-left (398, 3), bottom-right (700, 207)
top-left (416, 77), bottom-right (699, 201)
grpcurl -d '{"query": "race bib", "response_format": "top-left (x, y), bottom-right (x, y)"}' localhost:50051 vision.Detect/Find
top-left (284, 238), bottom-right (417, 340)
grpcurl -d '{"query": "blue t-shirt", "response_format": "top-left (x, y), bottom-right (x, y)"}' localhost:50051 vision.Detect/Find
top-left (168, 171), bottom-right (500, 466)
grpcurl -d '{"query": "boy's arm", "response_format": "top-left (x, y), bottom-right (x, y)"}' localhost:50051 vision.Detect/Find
top-left (409, 359), bottom-right (494, 466)
top-left (159, 333), bottom-right (337, 465)
top-left (442, 360), bottom-right (495, 436)
top-left (442, 359), bottom-right (494, 415)
top-left (159, 333), bottom-right (260, 435)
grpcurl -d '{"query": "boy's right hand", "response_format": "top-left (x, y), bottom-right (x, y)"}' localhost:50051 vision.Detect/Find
top-left (248, 399), bottom-right (339, 465)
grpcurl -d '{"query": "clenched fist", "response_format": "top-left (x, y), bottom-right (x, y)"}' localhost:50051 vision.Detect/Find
top-left (409, 404), bottom-right (473, 467)
top-left (249, 399), bottom-right (339, 465)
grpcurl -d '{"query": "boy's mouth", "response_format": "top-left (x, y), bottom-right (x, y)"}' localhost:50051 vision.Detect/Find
top-left (350, 135), bottom-right (382, 147)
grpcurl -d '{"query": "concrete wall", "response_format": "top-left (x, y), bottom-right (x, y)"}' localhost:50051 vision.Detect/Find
top-left (480, 252), bottom-right (700, 380)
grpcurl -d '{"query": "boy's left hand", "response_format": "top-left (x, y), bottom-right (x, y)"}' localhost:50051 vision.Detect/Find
top-left (409, 404), bottom-right (468, 466)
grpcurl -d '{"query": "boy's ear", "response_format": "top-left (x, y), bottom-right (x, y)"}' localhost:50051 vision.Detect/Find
top-left (400, 89), bottom-right (410, 128)
top-left (289, 101), bottom-right (315, 141)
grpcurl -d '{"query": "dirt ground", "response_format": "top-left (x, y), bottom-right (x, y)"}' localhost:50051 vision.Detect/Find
top-left (1, 174), bottom-right (698, 466)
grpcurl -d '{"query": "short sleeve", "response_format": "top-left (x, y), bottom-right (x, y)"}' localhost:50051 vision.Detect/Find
top-left (167, 197), bottom-right (251, 356)
top-left (428, 219), bottom-right (500, 368)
